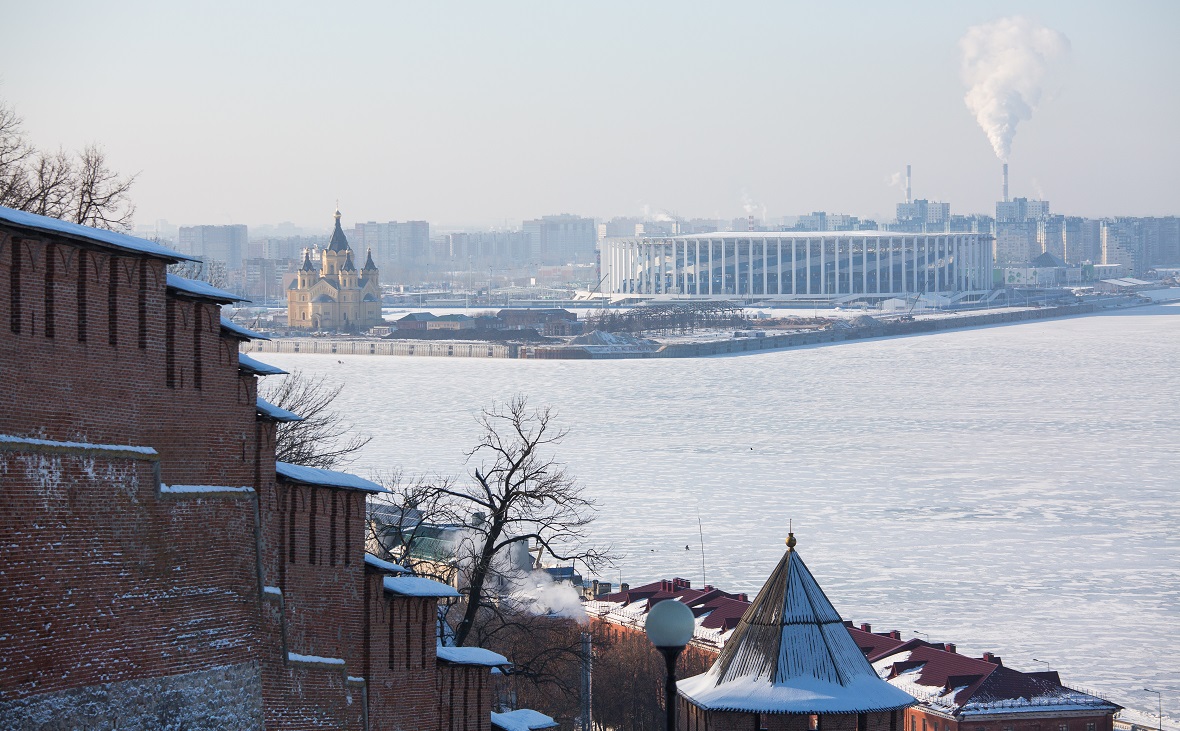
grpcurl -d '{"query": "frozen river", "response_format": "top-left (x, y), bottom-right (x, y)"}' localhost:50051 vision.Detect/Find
top-left (259, 304), bottom-right (1180, 719)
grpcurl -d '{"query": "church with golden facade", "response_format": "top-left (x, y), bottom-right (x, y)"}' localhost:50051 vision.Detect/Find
top-left (287, 210), bottom-right (383, 331)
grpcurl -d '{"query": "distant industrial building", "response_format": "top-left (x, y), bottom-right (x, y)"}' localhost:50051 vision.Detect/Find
top-left (177, 224), bottom-right (248, 269)
top-left (522, 214), bottom-right (596, 265)
top-left (602, 231), bottom-right (993, 302)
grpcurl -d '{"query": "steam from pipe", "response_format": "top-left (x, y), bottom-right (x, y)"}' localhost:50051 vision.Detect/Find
top-left (960, 16), bottom-right (1070, 161)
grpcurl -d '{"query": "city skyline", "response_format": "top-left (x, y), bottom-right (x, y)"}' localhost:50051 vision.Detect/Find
top-left (2, 1), bottom-right (1177, 229)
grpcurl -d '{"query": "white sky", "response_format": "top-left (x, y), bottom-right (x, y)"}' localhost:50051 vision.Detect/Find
top-left (2, 1), bottom-right (1177, 230)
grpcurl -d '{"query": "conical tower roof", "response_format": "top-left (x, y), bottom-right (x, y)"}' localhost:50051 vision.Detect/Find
top-left (342, 251), bottom-right (357, 272)
top-left (362, 247), bottom-right (378, 271)
top-left (328, 208), bottom-right (350, 252)
top-left (678, 535), bottom-right (914, 715)
top-left (300, 250), bottom-right (315, 271)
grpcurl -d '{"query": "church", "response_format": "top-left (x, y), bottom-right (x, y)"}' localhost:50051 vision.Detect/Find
top-left (287, 209), bottom-right (383, 331)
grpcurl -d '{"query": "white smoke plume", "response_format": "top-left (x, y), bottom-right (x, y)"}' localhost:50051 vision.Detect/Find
top-left (886, 172), bottom-right (903, 188)
top-left (510, 570), bottom-right (587, 622)
top-left (960, 16), bottom-right (1070, 161)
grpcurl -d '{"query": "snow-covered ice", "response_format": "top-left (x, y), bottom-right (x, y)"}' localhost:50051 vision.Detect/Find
top-left (260, 303), bottom-right (1180, 719)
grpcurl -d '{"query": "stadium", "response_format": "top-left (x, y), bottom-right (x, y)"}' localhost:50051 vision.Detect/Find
top-left (601, 232), bottom-right (994, 304)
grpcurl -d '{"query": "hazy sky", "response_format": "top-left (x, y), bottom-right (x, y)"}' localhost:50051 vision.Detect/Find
top-left (2, 1), bottom-right (1177, 230)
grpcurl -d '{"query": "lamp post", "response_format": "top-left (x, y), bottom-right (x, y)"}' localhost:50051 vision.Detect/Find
top-left (913, 631), bottom-right (930, 643)
top-left (1032, 658), bottom-right (1050, 672)
top-left (1143, 688), bottom-right (1162, 731)
top-left (645, 599), bottom-right (695, 731)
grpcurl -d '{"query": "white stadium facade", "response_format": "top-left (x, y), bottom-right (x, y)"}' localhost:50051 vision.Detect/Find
top-left (601, 232), bottom-right (994, 303)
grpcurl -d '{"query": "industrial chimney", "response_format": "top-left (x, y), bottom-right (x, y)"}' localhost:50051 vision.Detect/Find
top-left (1002, 163), bottom-right (1009, 203)
top-left (905, 164), bottom-right (912, 205)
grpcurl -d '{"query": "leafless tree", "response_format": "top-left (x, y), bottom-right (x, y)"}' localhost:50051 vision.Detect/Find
top-left (0, 99), bottom-right (136, 231)
top-left (424, 395), bottom-right (610, 648)
top-left (167, 259), bottom-right (229, 289)
top-left (0, 101), bottom-right (33, 208)
top-left (71, 144), bottom-right (135, 229)
top-left (260, 369), bottom-right (371, 469)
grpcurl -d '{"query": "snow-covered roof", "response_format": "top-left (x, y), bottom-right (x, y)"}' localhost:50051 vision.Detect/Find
top-left (239, 353), bottom-right (287, 376)
top-left (436, 645), bottom-right (510, 667)
top-left (221, 317), bottom-right (270, 341)
top-left (383, 575), bottom-right (460, 598)
top-left (166, 273), bottom-right (245, 302)
top-left (490, 709), bottom-right (560, 730)
top-left (364, 553), bottom-right (410, 574)
top-left (678, 540), bottom-right (915, 715)
top-left (276, 461), bottom-right (387, 494)
top-left (256, 396), bottom-right (302, 422)
top-left (0, 204), bottom-right (196, 262)
top-left (872, 644), bottom-right (1120, 719)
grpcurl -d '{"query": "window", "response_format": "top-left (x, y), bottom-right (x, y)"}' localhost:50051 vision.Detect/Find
top-left (329, 491), bottom-right (338, 566)
top-left (137, 259), bottom-right (147, 348)
top-left (308, 491), bottom-right (317, 564)
top-left (9, 238), bottom-right (21, 334)
top-left (287, 489), bottom-right (298, 563)
top-left (1086, 724), bottom-right (1095, 731)
top-left (77, 251), bottom-right (88, 342)
top-left (108, 256), bottom-right (118, 346)
top-left (192, 303), bottom-right (202, 389)
top-left (43, 243), bottom-right (54, 338)
top-left (165, 297), bottom-right (176, 388)
top-left (1058, 725), bottom-right (1068, 731)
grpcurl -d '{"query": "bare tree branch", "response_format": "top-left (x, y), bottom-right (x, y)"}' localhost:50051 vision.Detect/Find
top-left (260, 369), bottom-right (371, 469)
top-left (0, 99), bottom-right (137, 231)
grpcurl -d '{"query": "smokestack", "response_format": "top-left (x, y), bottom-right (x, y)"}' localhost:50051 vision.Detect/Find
top-left (1002, 163), bottom-right (1009, 203)
top-left (905, 164), bottom-right (912, 205)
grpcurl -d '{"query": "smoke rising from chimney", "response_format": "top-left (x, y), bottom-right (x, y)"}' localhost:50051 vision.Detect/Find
top-left (960, 16), bottom-right (1069, 161)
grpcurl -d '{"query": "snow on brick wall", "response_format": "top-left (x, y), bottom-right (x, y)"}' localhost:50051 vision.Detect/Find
top-left (0, 660), bottom-right (265, 730)
top-left (0, 450), bottom-right (263, 706)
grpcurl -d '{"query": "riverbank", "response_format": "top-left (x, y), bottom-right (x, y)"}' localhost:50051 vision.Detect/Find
top-left (243, 299), bottom-right (1160, 360)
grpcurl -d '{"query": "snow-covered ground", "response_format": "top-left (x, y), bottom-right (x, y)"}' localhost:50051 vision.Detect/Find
top-left (258, 303), bottom-right (1180, 722)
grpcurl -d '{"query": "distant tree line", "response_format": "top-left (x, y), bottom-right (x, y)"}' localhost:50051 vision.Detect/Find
top-left (584, 301), bottom-right (749, 334)
top-left (0, 98), bottom-right (136, 230)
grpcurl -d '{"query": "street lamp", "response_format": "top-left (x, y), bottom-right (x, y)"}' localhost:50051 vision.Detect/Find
top-left (913, 631), bottom-right (930, 642)
top-left (1032, 658), bottom-right (1051, 672)
top-left (646, 599), bottom-right (695, 731)
top-left (1143, 688), bottom-right (1162, 731)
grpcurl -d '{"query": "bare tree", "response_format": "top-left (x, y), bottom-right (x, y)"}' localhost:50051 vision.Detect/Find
top-left (0, 99), bottom-right (136, 231)
top-left (422, 395), bottom-right (609, 648)
top-left (167, 259), bottom-right (229, 289)
top-left (260, 369), bottom-right (371, 469)
top-left (0, 101), bottom-right (33, 208)
top-left (71, 144), bottom-right (135, 229)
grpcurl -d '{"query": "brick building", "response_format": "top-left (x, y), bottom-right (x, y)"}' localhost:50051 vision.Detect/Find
top-left (587, 553), bottom-right (1120, 731)
top-left (0, 205), bottom-right (523, 729)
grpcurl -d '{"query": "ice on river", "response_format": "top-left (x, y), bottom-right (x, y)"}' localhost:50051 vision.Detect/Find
top-left (259, 304), bottom-right (1180, 720)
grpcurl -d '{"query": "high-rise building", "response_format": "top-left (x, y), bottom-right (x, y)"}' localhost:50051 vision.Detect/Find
top-left (522, 214), bottom-right (596, 265)
top-left (995, 198), bottom-right (1050, 266)
top-left (1063, 217), bottom-right (1101, 264)
top-left (1102, 218), bottom-right (1144, 275)
top-left (350, 220), bottom-right (431, 270)
top-left (177, 224), bottom-right (248, 269)
top-left (895, 199), bottom-right (951, 232)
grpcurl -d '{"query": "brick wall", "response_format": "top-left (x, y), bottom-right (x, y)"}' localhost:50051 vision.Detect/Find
top-left (0, 443), bottom-right (265, 727)
top-left (0, 228), bottom-right (500, 729)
